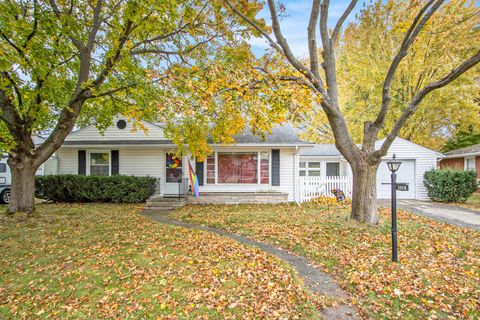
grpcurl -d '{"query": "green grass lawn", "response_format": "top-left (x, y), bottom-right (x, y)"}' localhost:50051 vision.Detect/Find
top-left (0, 204), bottom-right (320, 319)
top-left (172, 203), bottom-right (480, 320)
top-left (465, 192), bottom-right (480, 210)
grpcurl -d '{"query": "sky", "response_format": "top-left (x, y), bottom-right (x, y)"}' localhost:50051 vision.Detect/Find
top-left (249, 0), bottom-right (363, 58)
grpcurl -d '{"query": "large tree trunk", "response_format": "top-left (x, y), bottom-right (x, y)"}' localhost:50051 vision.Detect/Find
top-left (7, 156), bottom-right (37, 214)
top-left (350, 161), bottom-right (380, 224)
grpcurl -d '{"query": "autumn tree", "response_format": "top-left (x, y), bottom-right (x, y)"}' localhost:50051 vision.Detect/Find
top-left (0, 0), bottom-right (264, 213)
top-left (442, 125), bottom-right (480, 152)
top-left (300, 0), bottom-right (480, 150)
top-left (227, 0), bottom-right (480, 224)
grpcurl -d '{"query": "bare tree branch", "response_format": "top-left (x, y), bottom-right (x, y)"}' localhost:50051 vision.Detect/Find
top-left (331, 0), bottom-right (358, 44)
top-left (131, 34), bottom-right (219, 56)
top-left (307, 0), bottom-right (321, 79)
top-left (374, 0), bottom-right (444, 128)
top-left (319, 0), bottom-right (340, 107)
top-left (87, 0), bottom-right (103, 51)
top-left (374, 49), bottom-right (480, 158)
top-left (224, 0), bottom-right (281, 52)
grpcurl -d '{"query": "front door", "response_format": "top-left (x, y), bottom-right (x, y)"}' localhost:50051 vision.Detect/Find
top-left (165, 153), bottom-right (184, 196)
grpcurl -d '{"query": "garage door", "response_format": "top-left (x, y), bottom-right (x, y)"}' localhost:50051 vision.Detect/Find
top-left (377, 159), bottom-right (416, 199)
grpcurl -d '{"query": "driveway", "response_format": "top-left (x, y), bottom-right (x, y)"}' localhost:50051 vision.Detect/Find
top-left (379, 200), bottom-right (480, 230)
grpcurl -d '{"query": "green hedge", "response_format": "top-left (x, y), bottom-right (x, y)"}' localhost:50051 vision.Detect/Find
top-left (35, 175), bottom-right (157, 203)
top-left (423, 169), bottom-right (478, 202)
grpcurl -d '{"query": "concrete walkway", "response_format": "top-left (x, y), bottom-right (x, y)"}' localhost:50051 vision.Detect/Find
top-left (141, 209), bottom-right (360, 320)
top-left (379, 200), bottom-right (480, 230)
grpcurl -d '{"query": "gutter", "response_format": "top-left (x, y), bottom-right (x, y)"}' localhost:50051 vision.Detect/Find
top-left (442, 152), bottom-right (480, 159)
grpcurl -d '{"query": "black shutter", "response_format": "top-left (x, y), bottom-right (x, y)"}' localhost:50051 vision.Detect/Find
top-left (271, 149), bottom-right (280, 186)
top-left (111, 150), bottom-right (119, 175)
top-left (78, 150), bottom-right (86, 175)
top-left (195, 160), bottom-right (204, 186)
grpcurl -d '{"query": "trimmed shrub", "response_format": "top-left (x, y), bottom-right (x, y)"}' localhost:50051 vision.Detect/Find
top-left (423, 169), bottom-right (478, 202)
top-left (35, 175), bottom-right (157, 203)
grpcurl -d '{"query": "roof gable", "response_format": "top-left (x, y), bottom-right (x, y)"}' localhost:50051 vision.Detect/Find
top-left (66, 117), bottom-right (166, 142)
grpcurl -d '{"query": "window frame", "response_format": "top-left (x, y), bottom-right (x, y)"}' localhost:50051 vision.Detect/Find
top-left (465, 157), bottom-right (476, 171)
top-left (299, 160), bottom-right (321, 177)
top-left (204, 150), bottom-right (271, 186)
top-left (326, 162), bottom-right (341, 177)
top-left (87, 150), bottom-right (111, 176)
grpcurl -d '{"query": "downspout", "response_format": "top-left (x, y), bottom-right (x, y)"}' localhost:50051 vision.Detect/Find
top-left (294, 146), bottom-right (299, 204)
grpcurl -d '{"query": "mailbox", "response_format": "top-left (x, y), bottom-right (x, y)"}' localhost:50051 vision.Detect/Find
top-left (395, 183), bottom-right (409, 191)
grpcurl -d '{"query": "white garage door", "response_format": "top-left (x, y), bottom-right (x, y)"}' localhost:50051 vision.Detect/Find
top-left (377, 159), bottom-right (416, 199)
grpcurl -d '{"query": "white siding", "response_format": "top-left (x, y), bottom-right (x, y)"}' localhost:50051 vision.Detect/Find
top-left (375, 138), bottom-right (439, 200)
top-left (57, 148), bottom-right (78, 174)
top-left (57, 147), bottom-right (165, 175)
top-left (299, 138), bottom-right (440, 200)
top-left (66, 117), bottom-right (165, 142)
top-left (118, 148), bottom-right (164, 178)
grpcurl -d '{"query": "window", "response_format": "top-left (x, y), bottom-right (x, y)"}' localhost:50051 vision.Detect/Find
top-left (218, 152), bottom-right (258, 184)
top-left (90, 152), bottom-right (109, 176)
top-left (466, 157), bottom-right (475, 171)
top-left (260, 151), bottom-right (269, 184)
top-left (166, 153), bottom-right (182, 183)
top-left (299, 161), bottom-right (321, 177)
top-left (326, 162), bottom-right (340, 176)
top-left (308, 162), bottom-right (320, 168)
top-left (206, 154), bottom-right (215, 184)
top-left (0, 163), bottom-right (6, 173)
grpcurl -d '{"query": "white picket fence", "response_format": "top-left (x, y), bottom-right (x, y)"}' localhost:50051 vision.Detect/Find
top-left (298, 176), bottom-right (352, 203)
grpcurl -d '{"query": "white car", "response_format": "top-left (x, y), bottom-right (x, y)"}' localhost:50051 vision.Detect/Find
top-left (0, 159), bottom-right (11, 204)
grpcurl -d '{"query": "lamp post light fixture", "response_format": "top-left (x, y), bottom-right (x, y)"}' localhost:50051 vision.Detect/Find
top-left (386, 154), bottom-right (402, 263)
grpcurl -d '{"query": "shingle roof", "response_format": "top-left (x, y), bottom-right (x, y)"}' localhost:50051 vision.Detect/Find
top-left (64, 122), bottom-right (311, 146)
top-left (225, 124), bottom-right (312, 144)
top-left (299, 144), bottom-right (341, 156)
top-left (444, 144), bottom-right (480, 156)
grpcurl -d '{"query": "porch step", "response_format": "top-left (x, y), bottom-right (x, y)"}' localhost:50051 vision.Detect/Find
top-left (144, 196), bottom-right (186, 210)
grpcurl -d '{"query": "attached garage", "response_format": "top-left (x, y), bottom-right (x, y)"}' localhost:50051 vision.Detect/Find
top-left (299, 138), bottom-right (442, 201)
top-left (377, 159), bottom-right (416, 199)
top-left (375, 138), bottom-right (442, 200)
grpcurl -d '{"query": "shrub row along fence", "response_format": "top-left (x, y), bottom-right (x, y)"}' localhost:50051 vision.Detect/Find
top-left (35, 175), bottom-right (157, 203)
top-left (298, 176), bottom-right (352, 203)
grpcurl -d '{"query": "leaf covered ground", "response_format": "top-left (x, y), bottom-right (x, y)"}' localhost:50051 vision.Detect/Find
top-left (172, 203), bottom-right (480, 319)
top-left (0, 204), bottom-right (320, 319)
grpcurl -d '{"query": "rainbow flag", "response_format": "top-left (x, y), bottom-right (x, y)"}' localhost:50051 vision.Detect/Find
top-left (188, 160), bottom-right (200, 197)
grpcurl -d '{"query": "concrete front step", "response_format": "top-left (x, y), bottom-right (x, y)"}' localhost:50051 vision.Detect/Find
top-left (146, 200), bottom-right (185, 206)
top-left (148, 196), bottom-right (186, 203)
top-left (145, 195), bottom-right (187, 210)
top-left (144, 203), bottom-right (185, 209)
top-left (144, 206), bottom-right (179, 211)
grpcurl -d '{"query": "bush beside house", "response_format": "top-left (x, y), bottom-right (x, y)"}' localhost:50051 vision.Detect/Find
top-left (36, 175), bottom-right (157, 203)
top-left (424, 169), bottom-right (478, 202)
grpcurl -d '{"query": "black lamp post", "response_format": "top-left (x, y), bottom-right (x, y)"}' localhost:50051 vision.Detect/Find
top-left (386, 154), bottom-right (402, 263)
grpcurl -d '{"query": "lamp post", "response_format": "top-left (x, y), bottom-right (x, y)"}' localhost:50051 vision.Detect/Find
top-left (387, 154), bottom-right (402, 263)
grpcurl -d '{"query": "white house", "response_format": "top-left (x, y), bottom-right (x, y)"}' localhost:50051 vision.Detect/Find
top-left (50, 116), bottom-right (442, 203)
top-left (54, 117), bottom-right (312, 203)
top-left (298, 138), bottom-right (442, 200)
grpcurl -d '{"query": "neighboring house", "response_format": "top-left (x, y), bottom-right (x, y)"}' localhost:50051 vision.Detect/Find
top-left (440, 144), bottom-right (480, 181)
top-left (299, 138), bottom-right (442, 200)
top-left (50, 116), bottom-right (442, 202)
